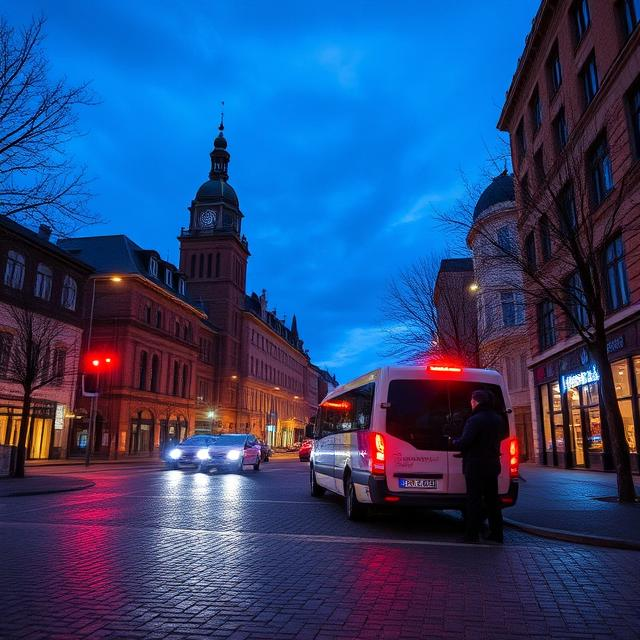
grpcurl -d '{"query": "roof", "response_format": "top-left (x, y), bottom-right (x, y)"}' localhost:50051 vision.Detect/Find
top-left (438, 258), bottom-right (474, 273)
top-left (195, 179), bottom-right (239, 207)
top-left (473, 173), bottom-right (515, 220)
top-left (0, 216), bottom-right (94, 273)
top-left (57, 234), bottom-right (193, 305)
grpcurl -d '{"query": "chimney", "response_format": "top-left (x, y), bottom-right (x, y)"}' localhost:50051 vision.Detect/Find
top-left (38, 224), bottom-right (52, 242)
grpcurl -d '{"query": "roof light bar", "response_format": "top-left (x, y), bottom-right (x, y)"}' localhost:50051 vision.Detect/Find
top-left (428, 365), bottom-right (462, 373)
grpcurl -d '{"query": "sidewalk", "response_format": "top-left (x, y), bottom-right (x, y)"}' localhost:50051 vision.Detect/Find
top-left (0, 475), bottom-right (95, 497)
top-left (506, 463), bottom-right (640, 550)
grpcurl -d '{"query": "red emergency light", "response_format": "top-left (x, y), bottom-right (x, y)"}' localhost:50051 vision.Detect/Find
top-left (428, 365), bottom-right (462, 373)
top-left (321, 400), bottom-right (351, 410)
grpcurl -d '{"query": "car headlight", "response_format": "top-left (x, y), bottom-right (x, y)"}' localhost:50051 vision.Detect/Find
top-left (196, 448), bottom-right (210, 461)
top-left (226, 449), bottom-right (241, 461)
top-left (169, 448), bottom-right (182, 460)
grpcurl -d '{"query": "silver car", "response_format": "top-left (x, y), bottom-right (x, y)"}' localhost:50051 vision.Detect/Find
top-left (166, 434), bottom-right (262, 473)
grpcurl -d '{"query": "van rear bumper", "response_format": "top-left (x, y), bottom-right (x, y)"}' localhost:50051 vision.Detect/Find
top-left (362, 473), bottom-right (519, 509)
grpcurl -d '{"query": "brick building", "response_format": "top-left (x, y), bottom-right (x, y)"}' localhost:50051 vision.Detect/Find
top-left (498, 0), bottom-right (640, 470)
top-left (58, 235), bottom-right (216, 458)
top-left (178, 121), bottom-right (320, 447)
top-left (0, 218), bottom-right (92, 459)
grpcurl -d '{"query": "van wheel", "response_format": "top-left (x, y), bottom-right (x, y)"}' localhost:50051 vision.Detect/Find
top-left (345, 474), bottom-right (366, 521)
top-left (253, 457), bottom-right (261, 471)
top-left (310, 465), bottom-right (325, 497)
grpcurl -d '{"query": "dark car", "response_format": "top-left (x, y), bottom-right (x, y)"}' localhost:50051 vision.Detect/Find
top-left (298, 439), bottom-right (313, 462)
top-left (166, 434), bottom-right (262, 473)
top-left (257, 439), bottom-right (272, 462)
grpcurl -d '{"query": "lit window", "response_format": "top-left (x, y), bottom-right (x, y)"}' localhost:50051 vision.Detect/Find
top-left (61, 275), bottom-right (77, 310)
top-left (34, 263), bottom-right (52, 300)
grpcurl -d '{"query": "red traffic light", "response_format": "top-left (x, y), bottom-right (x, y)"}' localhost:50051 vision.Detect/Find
top-left (83, 352), bottom-right (118, 373)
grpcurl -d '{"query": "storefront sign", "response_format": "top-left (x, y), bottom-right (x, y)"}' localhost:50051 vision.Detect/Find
top-left (606, 336), bottom-right (625, 354)
top-left (560, 364), bottom-right (600, 393)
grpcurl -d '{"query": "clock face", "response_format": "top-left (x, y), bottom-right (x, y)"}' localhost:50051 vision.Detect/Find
top-left (199, 209), bottom-right (217, 228)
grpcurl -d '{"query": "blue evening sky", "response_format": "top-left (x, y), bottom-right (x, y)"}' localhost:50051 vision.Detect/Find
top-left (6, 1), bottom-right (538, 384)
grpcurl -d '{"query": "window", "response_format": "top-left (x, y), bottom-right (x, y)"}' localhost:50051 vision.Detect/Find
top-left (538, 301), bottom-right (556, 350)
top-left (605, 236), bottom-right (630, 310)
top-left (207, 254), bottom-right (212, 278)
top-left (178, 278), bottom-right (186, 295)
top-left (52, 348), bottom-right (66, 386)
top-left (149, 257), bottom-right (158, 277)
top-left (559, 183), bottom-right (577, 234)
top-left (164, 268), bottom-right (173, 288)
top-left (516, 120), bottom-right (527, 158)
top-left (316, 383), bottom-right (375, 438)
top-left (175, 320), bottom-right (180, 337)
top-left (4, 251), bottom-right (25, 289)
top-left (139, 351), bottom-right (148, 390)
top-left (572, 0), bottom-right (591, 43)
top-left (497, 225), bottom-right (514, 253)
top-left (589, 135), bottom-right (614, 207)
top-left (39, 346), bottom-right (50, 385)
top-left (567, 272), bottom-right (589, 331)
top-left (61, 275), bottom-right (77, 310)
top-left (519, 173), bottom-right (529, 202)
top-left (199, 254), bottom-right (204, 278)
top-left (150, 354), bottom-right (159, 392)
top-left (0, 332), bottom-right (13, 377)
top-left (215, 253), bottom-right (220, 278)
top-left (190, 254), bottom-right (196, 278)
top-left (144, 304), bottom-right (151, 324)
top-left (173, 361), bottom-right (180, 396)
top-left (554, 108), bottom-right (568, 150)
top-left (548, 46), bottom-right (562, 93)
top-left (156, 309), bottom-right (162, 329)
top-left (534, 147), bottom-right (545, 183)
top-left (619, 0), bottom-right (640, 38)
top-left (501, 291), bottom-right (525, 327)
top-left (581, 53), bottom-right (599, 107)
top-left (525, 232), bottom-right (537, 270)
top-left (530, 89), bottom-right (542, 132)
top-left (34, 263), bottom-right (52, 300)
top-left (182, 364), bottom-right (189, 398)
top-left (627, 78), bottom-right (640, 158)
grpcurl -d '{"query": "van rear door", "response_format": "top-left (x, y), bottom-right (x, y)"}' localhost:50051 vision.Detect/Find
top-left (385, 379), bottom-right (451, 493)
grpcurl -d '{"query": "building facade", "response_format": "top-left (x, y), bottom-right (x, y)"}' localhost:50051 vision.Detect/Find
top-left (498, 0), bottom-right (640, 470)
top-left (0, 219), bottom-right (92, 459)
top-left (178, 121), bottom-right (320, 447)
top-left (58, 235), bottom-right (216, 458)
top-left (467, 173), bottom-right (534, 460)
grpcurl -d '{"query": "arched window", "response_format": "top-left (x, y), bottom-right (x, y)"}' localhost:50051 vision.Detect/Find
top-left (34, 263), bottom-right (53, 300)
top-left (4, 251), bottom-right (25, 289)
top-left (190, 254), bottom-right (196, 277)
top-left (199, 254), bottom-right (204, 278)
top-left (207, 254), bottom-right (212, 278)
top-left (150, 354), bottom-right (159, 392)
top-left (181, 364), bottom-right (189, 398)
top-left (215, 253), bottom-right (220, 277)
top-left (172, 361), bottom-right (180, 396)
top-left (175, 320), bottom-right (180, 337)
top-left (156, 309), bottom-right (162, 329)
top-left (61, 275), bottom-right (77, 310)
top-left (139, 351), bottom-right (148, 390)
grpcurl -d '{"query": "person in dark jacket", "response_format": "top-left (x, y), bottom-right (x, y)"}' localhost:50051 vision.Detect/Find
top-left (453, 389), bottom-right (509, 543)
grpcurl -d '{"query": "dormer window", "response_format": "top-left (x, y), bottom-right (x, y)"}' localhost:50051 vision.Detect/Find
top-left (149, 256), bottom-right (158, 277)
top-left (165, 268), bottom-right (173, 288)
top-left (178, 278), bottom-right (186, 295)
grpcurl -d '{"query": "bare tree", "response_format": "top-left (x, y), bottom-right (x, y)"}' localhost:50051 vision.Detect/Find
top-left (382, 254), bottom-right (514, 367)
top-left (441, 122), bottom-right (639, 502)
top-left (0, 16), bottom-right (97, 234)
top-left (1, 304), bottom-right (71, 477)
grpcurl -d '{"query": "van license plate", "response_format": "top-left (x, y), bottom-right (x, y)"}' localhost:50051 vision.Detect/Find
top-left (399, 479), bottom-right (438, 489)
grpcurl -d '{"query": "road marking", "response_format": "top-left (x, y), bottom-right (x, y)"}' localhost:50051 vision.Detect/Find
top-left (0, 519), bottom-right (496, 549)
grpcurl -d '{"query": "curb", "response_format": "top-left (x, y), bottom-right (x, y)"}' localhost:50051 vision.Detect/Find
top-left (0, 480), bottom-right (95, 498)
top-left (504, 517), bottom-right (640, 551)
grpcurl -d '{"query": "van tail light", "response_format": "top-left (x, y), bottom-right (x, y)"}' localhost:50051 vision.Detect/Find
top-left (370, 432), bottom-right (385, 475)
top-left (508, 437), bottom-right (519, 479)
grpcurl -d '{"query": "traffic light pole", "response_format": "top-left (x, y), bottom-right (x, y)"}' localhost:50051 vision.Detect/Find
top-left (84, 373), bottom-right (100, 467)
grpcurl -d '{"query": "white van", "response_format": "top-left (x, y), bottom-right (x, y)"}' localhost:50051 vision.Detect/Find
top-left (309, 365), bottom-right (519, 519)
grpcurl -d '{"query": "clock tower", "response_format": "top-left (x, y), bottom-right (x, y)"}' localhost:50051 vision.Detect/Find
top-left (179, 118), bottom-right (249, 429)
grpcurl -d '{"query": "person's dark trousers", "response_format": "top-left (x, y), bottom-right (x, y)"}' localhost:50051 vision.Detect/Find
top-left (464, 471), bottom-right (503, 542)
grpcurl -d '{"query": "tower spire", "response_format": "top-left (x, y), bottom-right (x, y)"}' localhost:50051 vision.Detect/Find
top-left (219, 100), bottom-right (224, 132)
top-left (209, 100), bottom-right (230, 181)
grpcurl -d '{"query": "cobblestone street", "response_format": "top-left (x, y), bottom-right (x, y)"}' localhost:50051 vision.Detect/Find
top-left (1, 461), bottom-right (639, 640)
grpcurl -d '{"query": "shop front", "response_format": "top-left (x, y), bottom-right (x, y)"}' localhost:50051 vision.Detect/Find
top-left (0, 399), bottom-right (61, 459)
top-left (535, 324), bottom-right (640, 472)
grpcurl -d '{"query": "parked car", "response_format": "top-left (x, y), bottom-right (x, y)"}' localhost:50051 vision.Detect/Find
top-left (166, 434), bottom-right (262, 473)
top-left (299, 439), bottom-right (313, 462)
top-left (257, 439), bottom-right (272, 462)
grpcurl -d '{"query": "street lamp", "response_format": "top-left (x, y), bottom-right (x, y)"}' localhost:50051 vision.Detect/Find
top-left (83, 275), bottom-right (123, 466)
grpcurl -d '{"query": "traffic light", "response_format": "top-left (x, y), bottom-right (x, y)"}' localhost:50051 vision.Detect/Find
top-left (82, 352), bottom-right (117, 395)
